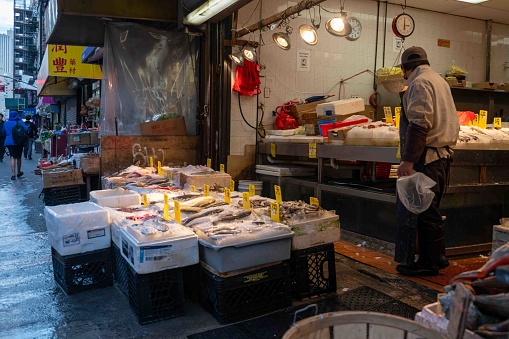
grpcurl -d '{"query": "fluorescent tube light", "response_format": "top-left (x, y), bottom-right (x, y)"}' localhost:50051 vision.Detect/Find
top-left (457, 0), bottom-right (488, 4)
top-left (184, 0), bottom-right (239, 25)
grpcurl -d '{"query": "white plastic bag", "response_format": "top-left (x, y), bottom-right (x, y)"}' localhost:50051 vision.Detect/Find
top-left (396, 172), bottom-right (436, 214)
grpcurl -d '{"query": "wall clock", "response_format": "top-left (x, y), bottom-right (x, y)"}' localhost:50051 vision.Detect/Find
top-left (346, 17), bottom-right (362, 41)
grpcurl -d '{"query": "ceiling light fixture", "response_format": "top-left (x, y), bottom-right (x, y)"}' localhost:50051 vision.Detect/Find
top-left (456, 0), bottom-right (488, 3)
top-left (273, 24), bottom-right (293, 50)
top-left (184, 0), bottom-right (241, 25)
top-left (242, 45), bottom-right (257, 62)
top-left (299, 24), bottom-right (318, 46)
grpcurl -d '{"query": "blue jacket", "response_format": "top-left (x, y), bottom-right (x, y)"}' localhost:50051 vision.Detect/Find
top-left (2, 111), bottom-right (29, 147)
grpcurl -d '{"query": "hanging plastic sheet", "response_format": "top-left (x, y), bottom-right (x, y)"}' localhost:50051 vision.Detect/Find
top-left (100, 22), bottom-right (199, 136)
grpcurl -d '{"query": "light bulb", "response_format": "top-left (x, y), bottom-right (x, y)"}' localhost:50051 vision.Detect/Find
top-left (330, 18), bottom-right (345, 32)
top-left (273, 32), bottom-right (291, 50)
top-left (299, 24), bottom-right (318, 45)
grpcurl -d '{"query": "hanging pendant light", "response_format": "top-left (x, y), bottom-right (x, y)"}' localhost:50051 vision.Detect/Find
top-left (229, 51), bottom-right (244, 66)
top-left (326, 12), bottom-right (352, 37)
top-left (242, 45), bottom-right (257, 62)
top-left (299, 24), bottom-right (318, 46)
top-left (273, 32), bottom-right (291, 50)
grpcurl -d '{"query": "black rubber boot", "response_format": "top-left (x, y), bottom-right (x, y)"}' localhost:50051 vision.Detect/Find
top-left (394, 198), bottom-right (418, 265)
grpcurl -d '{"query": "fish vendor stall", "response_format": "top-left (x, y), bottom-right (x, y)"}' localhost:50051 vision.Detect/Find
top-left (256, 124), bottom-right (509, 256)
top-left (44, 163), bottom-right (340, 325)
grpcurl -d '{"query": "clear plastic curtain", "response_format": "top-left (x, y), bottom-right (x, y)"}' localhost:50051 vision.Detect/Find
top-left (100, 22), bottom-right (199, 136)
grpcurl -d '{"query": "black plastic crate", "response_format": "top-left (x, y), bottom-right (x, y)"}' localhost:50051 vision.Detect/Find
top-left (127, 268), bottom-right (185, 325)
top-left (112, 243), bottom-right (131, 297)
top-left (43, 185), bottom-right (82, 206)
top-left (290, 243), bottom-right (337, 300)
top-left (51, 247), bottom-right (113, 295)
top-left (183, 264), bottom-right (200, 303)
top-left (199, 261), bottom-right (292, 325)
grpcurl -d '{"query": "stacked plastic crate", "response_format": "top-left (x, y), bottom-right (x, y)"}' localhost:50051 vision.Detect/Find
top-left (45, 202), bottom-right (113, 295)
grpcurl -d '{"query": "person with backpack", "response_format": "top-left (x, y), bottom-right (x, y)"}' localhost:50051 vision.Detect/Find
top-left (23, 115), bottom-right (38, 160)
top-left (0, 113), bottom-right (5, 162)
top-left (2, 110), bottom-right (29, 180)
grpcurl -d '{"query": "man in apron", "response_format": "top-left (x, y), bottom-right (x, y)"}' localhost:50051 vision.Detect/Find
top-left (395, 47), bottom-right (460, 276)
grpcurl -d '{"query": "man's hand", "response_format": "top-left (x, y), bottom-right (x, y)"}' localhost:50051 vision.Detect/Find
top-left (397, 161), bottom-right (414, 177)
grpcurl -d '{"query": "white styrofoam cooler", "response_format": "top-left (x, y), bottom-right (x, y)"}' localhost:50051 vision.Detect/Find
top-left (290, 214), bottom-right (340, 250)
top-left (45, 202), bottom-right (111, 256)
top-left (316, 98), bottom-right (364, 116)
top-left (199, 232), bottom-right (294, 273)
top-left (89, 188), bottom-right (141, 208)
top-left (119, 227), bottom-right (198, 274)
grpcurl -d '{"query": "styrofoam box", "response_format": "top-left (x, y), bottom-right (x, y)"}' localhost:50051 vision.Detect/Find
top-left (111, 220), bottom-right (126, 248)
top-left (90, 188), bottom-right (141, 208)
top-left (45, 202), bottom-right (111, 256)
top-left (316, 98), bottom-right (364, 116)
top-left (119, 228), bottom-right (198, 274)
top-left (199, 232), bottom-right (294, 273)
top-left (289, 215), bottom-right (340, 250)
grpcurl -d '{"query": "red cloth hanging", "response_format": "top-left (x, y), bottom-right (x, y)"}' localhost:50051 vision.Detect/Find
top-left (232, 60), bottom-right (261, 96)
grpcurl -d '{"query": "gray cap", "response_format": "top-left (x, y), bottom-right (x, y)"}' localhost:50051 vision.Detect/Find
top-left (401, 46), bottom-right (428, 64)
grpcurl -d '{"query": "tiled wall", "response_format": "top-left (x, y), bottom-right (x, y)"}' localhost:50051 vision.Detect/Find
top-left (230, 0), bottom-right (508, 156)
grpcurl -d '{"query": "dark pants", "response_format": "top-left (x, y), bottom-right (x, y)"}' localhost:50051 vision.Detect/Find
top-left (394, 155), bottom-right (450, 268)
top-left (0, 138), bottom-right (5, 160)
top-left (24, 138), bottom-right (34, 159)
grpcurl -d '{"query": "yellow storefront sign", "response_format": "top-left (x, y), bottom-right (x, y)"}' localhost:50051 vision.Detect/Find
top-left (47, 44), bottom-right (102, 78)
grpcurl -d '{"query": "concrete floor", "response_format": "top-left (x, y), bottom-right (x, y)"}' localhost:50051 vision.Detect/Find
top-left (0, 153), bottom-right (439, 339)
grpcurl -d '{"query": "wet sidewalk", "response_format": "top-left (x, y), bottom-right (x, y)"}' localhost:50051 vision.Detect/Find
top-left (0, 153), bottom-right (439, 339)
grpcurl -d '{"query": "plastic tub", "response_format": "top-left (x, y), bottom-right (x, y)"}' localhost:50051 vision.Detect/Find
top-left (90, 188), bottom-right (141, 208)
top-left (198, 232), bottom-right (294, 273)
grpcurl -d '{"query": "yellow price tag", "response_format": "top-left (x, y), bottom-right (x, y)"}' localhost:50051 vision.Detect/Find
top-left (494, 117), bottom-right (502, 129)
top-left (308, 142), bottom-right (317, 158)
top-left (220, 164), bottom-right (225, 173)
top-left (249, 184), bottom-right (255, 197)
top-left (479, 110), bottom-right (488, 129)
top-left (142, 194), bottom-right (148, 207)
top-left (270, 143), bottom-right (277, 157)
top-left (169, 170), bottom-right (174, 180)
top-left (207, 158), bottom-right (211, 168)
top-left (395, 107), bottom-right (401, 128)
top-left (163, 203), bottom-right (169, 221)
top-left (190, 185), bottom-right (197, 192)
top-left (164, 194), bottom-right (169, 205)
top-left (274, 185), bottom-right (282, 203)
top-left (149, 157), bottom-right (154, 167)
top-left (230, 179), bottom-right (235, 192)
top-left (396, 141), bottom-right (401, 159)
top-left (383, 106), bottom-right (393, 123)
top-left (270, 202), bottom-right (280, 223)
top-left (310, 197), bottom-right (319, 207)
top-left (204, 184), bottom-right (210, 196)
top-left (224, 188), bottom-right (231, 204)
top-left (157, 161), bottom-right (162, 176)
top-left (473, 114), bottom-right (479, 127)
top-left (242, 192), bottom-right (251, 210)
top-left (174, 200), bottom-right (181, 224)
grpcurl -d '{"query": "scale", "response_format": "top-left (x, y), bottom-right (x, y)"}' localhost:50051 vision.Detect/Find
top-left (391, 1), bottom-right (415, 39)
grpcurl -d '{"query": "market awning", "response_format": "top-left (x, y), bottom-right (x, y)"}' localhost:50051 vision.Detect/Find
top-left (44, 0), bottom-right (178, 46)
top-left (37, 44), bottom-right (102, 96)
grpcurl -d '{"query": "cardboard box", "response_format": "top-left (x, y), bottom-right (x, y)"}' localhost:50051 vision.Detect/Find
top-left (68, 133), bottom-right (91, 146)
top-left (472, 82), bottom-right (498, 90)
top-left (80, 155), bottom-right (100, 174)
top-left (446, 78), bottom-right (466, 87)
top-left (288, 100), bottom-right (326, 114)
top-left (497, 83), bottom-right (509, 91)
top-left (89, 131), bottom-right (99, 144)
top-left (42, 169), bottom-right (84, 188)
top-left (139, 117), bottom-right (187, 136)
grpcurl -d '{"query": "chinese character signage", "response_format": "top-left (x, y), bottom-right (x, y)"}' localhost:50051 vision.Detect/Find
top-left (47, 44), bottom-right (102, 79)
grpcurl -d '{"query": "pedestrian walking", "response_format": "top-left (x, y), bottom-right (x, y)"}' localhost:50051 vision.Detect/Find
top-left (2, 110), bottom-right (29, 180)
top-left (23, 115), bottom-right (38, 160)
top-left (0, 113), bottom-right (5, 162)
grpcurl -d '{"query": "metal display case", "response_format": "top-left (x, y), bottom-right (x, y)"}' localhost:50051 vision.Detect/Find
top-left (257, 141), bottom-right (509, 254)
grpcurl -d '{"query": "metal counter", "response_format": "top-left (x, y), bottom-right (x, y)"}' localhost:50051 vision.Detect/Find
top-left (257, 142), bottom-right (509, 254)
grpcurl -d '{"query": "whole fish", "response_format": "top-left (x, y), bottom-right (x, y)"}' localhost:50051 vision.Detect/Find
top-left (181, 196), bottom-right (216, 208)
top-left (212, 210), bottom-right (251, 225)
top-left (182, 207), bottom-right (225, 226)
